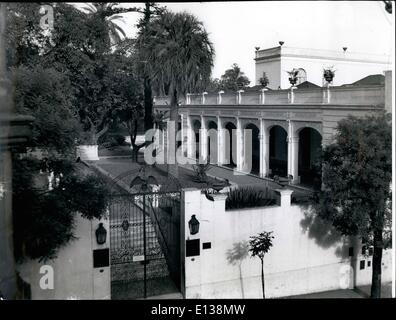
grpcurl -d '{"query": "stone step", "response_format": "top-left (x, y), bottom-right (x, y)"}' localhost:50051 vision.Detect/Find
top-left (111, 258), bottom-right (170, 282)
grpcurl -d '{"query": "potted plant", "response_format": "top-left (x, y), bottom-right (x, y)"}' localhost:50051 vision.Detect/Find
top-left (259, 72), bottom-right (270, 88)
top-left (323, 67), bottom-right (336, 84)
top-left (287, 69), bottom-right (299, 86)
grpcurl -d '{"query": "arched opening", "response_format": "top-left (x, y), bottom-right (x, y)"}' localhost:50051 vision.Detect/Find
top-left (298, 127), bottom-right (322, 189)
top-left (245, 123), bottom-right (260, 175)
top-left (207, 121), bottom-right (218, 164)
top-left (224, 122), bottom-right (237, 168)
top-left (269, 125), bottom-right (288, 177)
top-left (192, 120), bottom-right (201, 161)
top-left (296, 68), bottom-right (307, 85)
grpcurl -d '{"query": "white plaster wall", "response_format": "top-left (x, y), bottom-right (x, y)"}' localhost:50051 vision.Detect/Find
top-left (183, 190), bottom-right (392, 299)
top-left (384, 70), bottom-right (392, 114)
top-left (17, 215), bottom-right (110, 300)
top-left (280, 57), bottom-right (390, 89)
top-left (76, 145), bottom-right (99, 161)
top-left (255, 59), bottom-right (282, 89)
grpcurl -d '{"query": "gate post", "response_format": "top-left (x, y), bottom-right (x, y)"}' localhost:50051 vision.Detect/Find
top-left (143, 193), bottom-right (147, 298)
top-left (91, 212), bottom-right (111, 299)
top-left (181, 188), bottom-right (201, 298)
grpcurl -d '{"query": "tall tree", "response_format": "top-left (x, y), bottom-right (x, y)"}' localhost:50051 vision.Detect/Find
top-left (40, 3), bottom-right (134, 145)
top-left (110, 43), bottom-right (145, 161)
top-left (5, 2), bottom-right (48, 68)
top-left (12, 65), bottom-right (80, 155)
top-left (82, 2), bottom-right (140, 45)
top-left (137, 2), bottom-right (165, 134)
top-left (313, 113), bottom-right (392, 298)
top-left (5, 3), bottom-right (111, 264)
top-left (205, 77), bottom-right (222, 92)
top-left (139, 11), bottom-right (215, 177)
top-left (220, 63), bottom-right (250, 91)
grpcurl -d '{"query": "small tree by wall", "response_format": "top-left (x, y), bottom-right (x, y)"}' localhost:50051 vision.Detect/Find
top-left (249, 231), bottom-right (274, 298)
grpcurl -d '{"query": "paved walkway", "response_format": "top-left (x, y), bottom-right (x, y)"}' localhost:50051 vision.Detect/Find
top-left (180, 162), bottom-right (311, 197)
top-left (95, 151), bottom-right (310, 197)
top-left (286, 282), bottom-right (392, 299)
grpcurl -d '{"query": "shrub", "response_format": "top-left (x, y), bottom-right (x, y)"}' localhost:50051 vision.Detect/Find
top-left (291, 192), bottom-right (316, 205)
top-left (225, 187), bottom-right (276, 210)
top-left (99, 133), bottom-right (126, 148)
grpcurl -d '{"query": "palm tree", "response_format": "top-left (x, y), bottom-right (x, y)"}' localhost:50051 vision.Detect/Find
top-left (82, 2), bottom-right (139, 45)
top-left (153, 110), bottom-right (166, 130)
top-left (138, 11), bottom-right (215, 177)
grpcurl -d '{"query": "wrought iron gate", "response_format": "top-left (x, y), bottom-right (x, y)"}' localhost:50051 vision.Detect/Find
top-left (109, 190), bottom-right (181, 299)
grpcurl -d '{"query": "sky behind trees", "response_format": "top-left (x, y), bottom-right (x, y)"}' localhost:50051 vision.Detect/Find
top-left (74, 1), bottom-right (394, 83)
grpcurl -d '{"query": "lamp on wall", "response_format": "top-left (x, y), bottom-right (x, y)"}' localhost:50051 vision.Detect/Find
top-left (188, 215), bottom-right (200, 235)
top-left (95, 223), bottom-right (107, 245)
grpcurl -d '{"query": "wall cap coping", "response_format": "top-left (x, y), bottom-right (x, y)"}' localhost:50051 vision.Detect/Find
top-left (209, 193), bottom-right (228, 201)
top-left (182, 187), bottom-right (200, 192)
top-left (274, 188), bottom-right (294, 196)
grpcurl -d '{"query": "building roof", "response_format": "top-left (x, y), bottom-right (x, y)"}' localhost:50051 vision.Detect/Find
top-left (255, 46), bottom-right (391, 65)
top-left (342, 74), bottom-right (385, 87)
top-left (296, 81), bottom-right (321, 89)
top-left (244, 85), bottom-right (273, 92)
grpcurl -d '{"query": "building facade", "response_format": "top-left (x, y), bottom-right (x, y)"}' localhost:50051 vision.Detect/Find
top-left (154, 69), bottom-right (391, 188)
top-left (254, 45), bottom-right (391, 89)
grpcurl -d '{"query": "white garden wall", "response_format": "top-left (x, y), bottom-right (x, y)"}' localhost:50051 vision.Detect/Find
top-left (182, 189), bottom-right (392, 298)
top-left (17, 215), bottom-right (110, 300)
top-left (76, 145), bottom-right (99, 161)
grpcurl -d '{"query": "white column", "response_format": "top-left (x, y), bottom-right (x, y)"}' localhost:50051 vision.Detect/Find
top-left (186, 116), bottom-right (194, 159)
top-left (260, 88), bottom-right (268, 104)
top-left (326, 84), bottom-right (331, 104)
top-left (180, 113), bottom-right (185, 157)
top-left (236, 117), bottom-right (243, 171)
top-left (259, 119), bottom-right (269, 178)
top-left (322, 84), bottom-right (331, 104)
top-left (217, 90), bottom-right (224, 104)
top-left (289, 86), bottom-right (297, 104)
top-left (236, 90), bottom-right (244, 104)
top-left (217, 116), bottom-right (223, 165)
top-left (186, 93), bottom-right (191, 105)
top-left (202, 92), bottom-right (208, 105)
top-left (287, 121), bottom-right (299, 184)
top-left (200, 115), bottom-right (208, 162)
